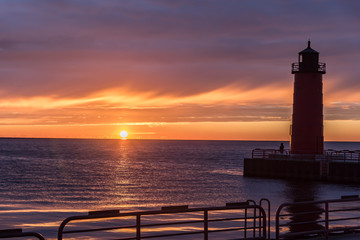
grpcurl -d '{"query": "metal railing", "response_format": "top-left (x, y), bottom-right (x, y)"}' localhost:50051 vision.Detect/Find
top-left (318, 62), bottom-right (326, 73)
top-left (4, 196), bottom-right (360, 240)
top-left (58, 202), bottom-right (267, 240)
top-left (251, 149), bottom-right (290, 159)
top-left (0, 229), bottom-right (45, 240)
top-left (291, 62), bottom-right (300, 72)
top-left (326, 149), bottom-right (360, 162)
top-left (275, 195), bottom-right (360, 239)
top-left (291, 62), bottom-right (326, 73)
top-left (251, 148), bottom-right (360, 163)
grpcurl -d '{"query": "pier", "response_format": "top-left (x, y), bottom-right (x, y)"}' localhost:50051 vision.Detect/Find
top-left (244, 149), bottom-right (360, 182)
top-left (243, 42), bottom-right (360, 183)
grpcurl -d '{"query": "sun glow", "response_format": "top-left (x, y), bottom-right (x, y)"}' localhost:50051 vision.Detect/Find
top-left (120, 130), bottom-right (129, 139)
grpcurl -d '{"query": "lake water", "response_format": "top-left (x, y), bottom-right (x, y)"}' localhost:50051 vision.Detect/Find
top-left (1, 139), bottom-right (360, 239)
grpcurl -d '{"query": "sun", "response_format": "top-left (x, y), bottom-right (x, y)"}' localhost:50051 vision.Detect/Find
top-left (120, 130), bottom-right (129, 139)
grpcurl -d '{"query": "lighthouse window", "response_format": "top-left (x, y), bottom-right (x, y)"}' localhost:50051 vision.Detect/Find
top-left (299, 54), bottom-right (302, 62)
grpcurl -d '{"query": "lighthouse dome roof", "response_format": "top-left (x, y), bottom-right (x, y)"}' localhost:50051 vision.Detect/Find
top-left (299, 41), bottom-right (319, 54)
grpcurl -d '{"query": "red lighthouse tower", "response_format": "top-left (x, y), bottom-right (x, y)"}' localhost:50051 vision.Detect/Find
top-left (290, 41), bottom-right (326, 155)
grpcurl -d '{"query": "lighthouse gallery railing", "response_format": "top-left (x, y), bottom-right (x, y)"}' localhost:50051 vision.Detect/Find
top-left (291, 62), bottom-right (326, 73)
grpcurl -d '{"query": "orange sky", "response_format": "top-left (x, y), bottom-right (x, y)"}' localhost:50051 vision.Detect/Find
top-left (1, 83), bottom-right (360, 141)
top-left (1, 1), bottom-right (360, 141)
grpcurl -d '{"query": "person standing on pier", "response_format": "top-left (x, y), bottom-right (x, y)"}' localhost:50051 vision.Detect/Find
top-left (280, 143), bottom-right (285, 154)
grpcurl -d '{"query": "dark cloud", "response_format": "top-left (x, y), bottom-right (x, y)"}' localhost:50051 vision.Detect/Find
top-left (0, 0), bottom-right (360, 102)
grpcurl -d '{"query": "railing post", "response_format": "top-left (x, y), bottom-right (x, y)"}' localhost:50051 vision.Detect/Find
top-left (325, 202), bottom-right (329, 240)
top-left (247, 200), bottom-right (257, 238)
top-left (244, 208), bottom-right (247, 239)
top-left (275, 205), bottom-right (282, 240)
top-left (253, 207), bottom-right (256, 238)
top-left (258, 210), bottom-right (262, 239)
top-left (260, 198), bottom-right (271, 240)
top-left (204, 210), bottom-right (208, 240)
top-left (262, 208), bottom-right (267, 240)
top-left (136, 214), bottom-right (141, 240)
top-left (58, 217), bottom-right (73, 240)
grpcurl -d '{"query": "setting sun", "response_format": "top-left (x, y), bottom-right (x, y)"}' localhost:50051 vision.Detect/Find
top-left (120, 130), bottom-right (129, 139)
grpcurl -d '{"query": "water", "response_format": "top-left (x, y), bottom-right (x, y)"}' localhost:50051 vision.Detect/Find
top-left (0, 139), bottom-right (360, 239)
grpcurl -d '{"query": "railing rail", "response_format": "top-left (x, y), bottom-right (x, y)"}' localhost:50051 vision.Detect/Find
top-left (58, 203), bottom-right (267, 240)
top-left (0, 229), bottom-right (45, 240)
top-left (275, 195), bottom-right (360, 240)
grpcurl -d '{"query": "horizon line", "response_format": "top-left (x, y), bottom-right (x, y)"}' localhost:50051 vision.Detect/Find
top-left (0, 136), bottom-right (359, 143)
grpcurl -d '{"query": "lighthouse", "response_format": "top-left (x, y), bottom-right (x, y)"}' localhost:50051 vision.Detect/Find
top-left (245, 43), bottom-right (360, 182)
top-left (290, 41), bottom-right (326, 155)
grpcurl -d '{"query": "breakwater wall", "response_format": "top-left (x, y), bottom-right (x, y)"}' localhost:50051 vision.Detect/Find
top-left (244, 158), bottom-right (360, 183)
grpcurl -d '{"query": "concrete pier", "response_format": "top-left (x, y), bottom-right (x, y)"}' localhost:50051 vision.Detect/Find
top-left (244, 149), bottom-right (360, 183)
top-left (244, 158), bottom-right (321, 180)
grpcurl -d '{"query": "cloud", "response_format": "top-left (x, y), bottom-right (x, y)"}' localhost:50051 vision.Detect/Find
top-left (0, 84), bottom-right (292, 126)
top-left (0, 0), bottom-right (360, 127)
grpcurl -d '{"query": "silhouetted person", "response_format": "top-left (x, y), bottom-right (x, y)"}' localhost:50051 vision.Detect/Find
top-left (280, 143), bottom-right (284, 154)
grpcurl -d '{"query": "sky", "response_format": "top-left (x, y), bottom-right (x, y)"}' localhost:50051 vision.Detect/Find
top-left (1, 0), bottom-right (360, 140)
